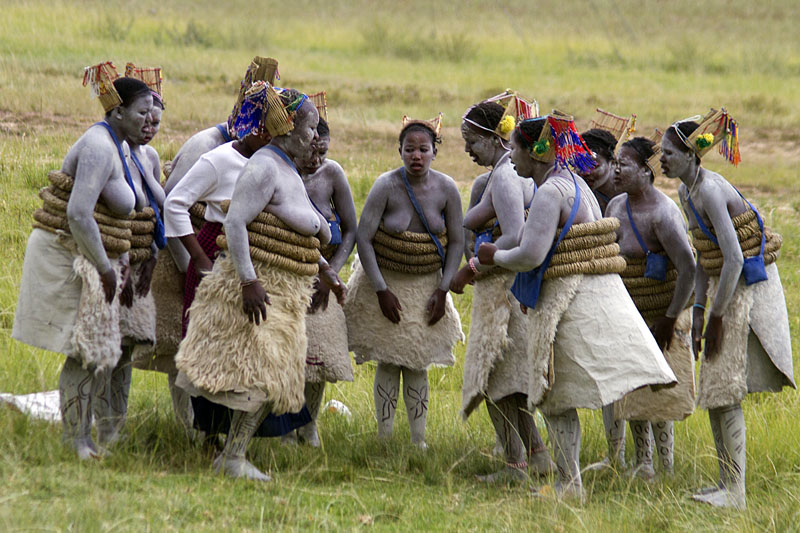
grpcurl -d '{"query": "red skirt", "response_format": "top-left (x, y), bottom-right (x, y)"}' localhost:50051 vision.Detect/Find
top-left (182, 221), bottom-right (223, 337)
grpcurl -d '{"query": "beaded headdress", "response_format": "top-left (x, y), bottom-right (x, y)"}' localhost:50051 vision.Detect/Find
top-left (308, 91), bottom-right (327, 122)
top-left (518, 111), bottom-right (596, 173)
top-left (463, 90), bottom-right (538, 141)
top-left (669, 108), bottom-right (741, 165)
top-left (401, 113), bottom-right (444, 143)
top-left (227, 56), bottom-right (280, 139)
top-left (645, 128), bottom-right (664, 178)
top-left (82, 62), bottom-right (121, 113)
top-left (124, 62), bottom-right (164, 107)
top-left (232, 81), bottom-right (307, 139)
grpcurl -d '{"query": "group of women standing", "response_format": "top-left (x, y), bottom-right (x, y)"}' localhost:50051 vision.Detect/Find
top-left (10, 58), bottom-right (795, 510)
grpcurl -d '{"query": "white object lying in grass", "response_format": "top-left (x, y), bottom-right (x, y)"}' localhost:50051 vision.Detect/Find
top-left (0, 390), bottom-right (61, 422)
top-left (323, 399), bottom-right (352, 420)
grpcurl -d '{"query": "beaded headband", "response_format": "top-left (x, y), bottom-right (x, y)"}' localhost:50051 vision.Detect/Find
top-left (462, 90), bottom-right (538, 141)
top-left (518, 111), bottom-right (596, 173)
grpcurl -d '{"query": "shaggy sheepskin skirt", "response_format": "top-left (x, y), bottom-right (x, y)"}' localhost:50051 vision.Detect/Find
top-left (525, 273), bottom-right (677, 416)
top-left (175, 254), bottom-right (314, 414)
top-left (615, 308), bottom-right (696, 421)
top-left (461, 270), bottom-right (530, 419)
top-left (697, 262), bottom-right (795, 410)
top-left (121, 262), bottom-right (157, 352)
top-left (305, 294), bottom-right (354, 383)
top-left (13, 228), bottom-right (123, 372)
top-left (344, 257), bottom-right (462, 371)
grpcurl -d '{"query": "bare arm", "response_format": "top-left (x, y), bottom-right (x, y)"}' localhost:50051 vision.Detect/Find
top-left (490, 168), bottom-right (526, 251)
top-left (440, 178), bottom-right (464, 290)
top-left (328, 164), bottom-right (357, 273)
top-left (66, 144), bottom-right (116, 274)
top-left (224, 165), bottom-right (274, 283)
top-left (655, 205), bottom-right (696, 318)
top-left (356, 176), bottom-right (391, 291)
top-left (463, 173), bottom-right (489, 260)
top-left (492, 185), bottom-right (561, 272)
top-left (700, 181), bottom-right (743, 316)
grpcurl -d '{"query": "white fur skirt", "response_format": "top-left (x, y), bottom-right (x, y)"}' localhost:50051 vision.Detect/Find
top-left (461, 270), bottom-right (530, 419)
top-left (175, 254), bottom-right (314, 414)
top-left (344, 257), bottom-right (462, 371)
top-left (615, 308), bottom-right (696, 421)
top-left (12, 228), bottom-right (123, 372)
top-left (528, 274), bottom-right (677, 416)
top-left (305, 291), bottom-right (354, 383)
top-left (697, 262), bottom-right (795, 410)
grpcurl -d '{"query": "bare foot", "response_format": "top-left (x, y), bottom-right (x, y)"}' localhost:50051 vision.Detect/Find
top-left (528, 450), bottom-right (556, 477)
top-left (476, 465), bottom-right (528, 485)
top-left (213, 454), bottom-right (272, 482)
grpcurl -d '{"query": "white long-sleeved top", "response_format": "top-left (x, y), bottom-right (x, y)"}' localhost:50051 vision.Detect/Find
top-left (164, 141), bottom-right (247, 238)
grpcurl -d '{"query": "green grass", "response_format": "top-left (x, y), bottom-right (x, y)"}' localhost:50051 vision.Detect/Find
top-left (1, 0), bottom-right (800, 530)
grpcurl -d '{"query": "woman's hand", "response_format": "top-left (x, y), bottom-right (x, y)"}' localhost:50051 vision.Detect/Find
top-left (426, 288), bottom-right (448, 326)
top-left (308, 279), bottom-right (331, 314)
top-left (242, 281), bottom-right (270, 325)
top-left (651, 315), bottom-right (677, 352)
top-left (100, 268), bottom-right (117, 304)
top-left (319, 264), bottom-right (346, 306)
top-left (702, 314), bottom-right (724, 361)
top-left (135, 255), bottom-right (158, 297)
top-left (376, 289), bottom-right (402, 324)
top-left (450, 265), bottom-right (475, 294)
top-left (691, 306), bottom-right (705, 360)
top-left (476, 242), bottom-right (498, 266)
top-left (120, 272), bottom-right (134, 308)
top-left (192, 255), bottom-right (214, 280)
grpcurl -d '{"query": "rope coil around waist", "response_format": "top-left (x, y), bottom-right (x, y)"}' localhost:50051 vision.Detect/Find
top-left (217, 200), bottom-right (320, 276)
top-left (620, 256), bottom-right (678, 319)
top-left (541, 218), bottom-right (626, 280)
top-left (129, 207), bottom-right (155, 263)
top-left (319, 244), bottom-right (338, 262)
top-left (189, 202), bottom-right (206, 232)
top-left (691, 209), bottom-right (782, 276)
top-left (33, 171), bottom-right (133, 257)
top-left (373, 223), bottom-right (448, 274)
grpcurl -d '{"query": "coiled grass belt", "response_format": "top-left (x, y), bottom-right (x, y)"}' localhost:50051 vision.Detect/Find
top-left (216, 200), bottom-right (321, 276)
top-left (129, 208), bottom-right (156, 263)
top-left (373, 223), bottom-right (447, 274)
top-left (691, 209), bottom-right (782, 276)
top-left (542, 217), bottom-right (626, 280)
top-left (188, 202), bottom-right (206, 233)
top-left (32, 170), bottom-right (132, 257)
top-left (620, 256), bottom-right (679, 320)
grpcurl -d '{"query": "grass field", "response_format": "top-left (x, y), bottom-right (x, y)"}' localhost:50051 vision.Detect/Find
top-left (1, 0), bottom-right (800, 530)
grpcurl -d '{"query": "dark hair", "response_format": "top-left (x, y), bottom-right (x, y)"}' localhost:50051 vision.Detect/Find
top-left (399, 123), bottom-right (438, 147)
top-left (621, 137), bottom-right (656, 182)
top-left (110, 77), bottom-right (151, 114)
top-left (580, 128), bottom-right (617, 162)
top-left (464, 101), bottom-right (504, 131)
top-left (663, 120), bottom-right (701, 164)
top-left (277, 88), bottom-right (303, 108)
top-left (512, 117), bottom-right (547, 150)
top-left (317, 117), bottom-right (329, 138)
top-left (151, 92), bottom-right (165, 110)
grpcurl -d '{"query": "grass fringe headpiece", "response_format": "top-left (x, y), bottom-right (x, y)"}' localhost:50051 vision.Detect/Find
top-left (308, 91), bottom-right (327, 122)
top-left (645, 128), bottom-right (664, 177)
top-left (520, 111), bottom-right (596, 173)
top-left (463, 90), bottom-right (538, 141)
top-left (124, 62), bottom-right (164, 107)
top-left (401, 113), bottom-right (444, 143)
top-left (227, 56), bottom-right (280, 139)
top-left (233, 81), bottom-right (307, 139)
top-left (670, 108), bottom-right (741, 166)
top-left (589, 108), bottom-right (637, 157)
top-left (83, 62), bottom-right (121, 113)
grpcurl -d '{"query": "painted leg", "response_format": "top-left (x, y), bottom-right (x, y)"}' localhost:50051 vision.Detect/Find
top-left (95, 347), bottom-right (132, 445)
top-left (59, 357), bottom-right (99, 460)
top-left (693, 404), bottom-right (746, 509)
top-left (515, 395), bottom-right (555, 476)
top-left (297, 381), bottom-right (325, 447)
top-left (694, 408), bottom-right (730, 495)
top-left (167, 371), bottom-right (196, 435)
top-left (479, 396), bottom-right (527, 484)
top-left (402, 367), bottom-right (428, 449)
top-left (539, 409), bottom-right (584, 501)
top-left (653, 421), bottom-right (674, 475)
top-left (629, 420), bottom-right (655, 481)
top-left (374, 362), bottom-right (400, 440)
top-left (213, 402), bottom-right (271, 481)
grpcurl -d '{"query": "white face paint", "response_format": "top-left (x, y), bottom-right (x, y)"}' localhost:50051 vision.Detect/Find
top-left (660, 133), bottom-right (694, 179)
top-left (461, 122), bottom-right (497, 167)
top-left (117, 93), bottom-right (153, 145)
top-left (613, 146), bottom-right (651, 194)
top-left (142, 105), bottom-right (162, 145)
top-left (400, 130), bottom-right (436, 178)
top-left (284, 101), bottom-right (320, 161)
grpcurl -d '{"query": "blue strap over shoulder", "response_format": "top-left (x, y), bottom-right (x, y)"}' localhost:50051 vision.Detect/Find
top-left (400, 168), bottom-right (446, 269)
top-left (216, 123), bottom-right (232, 143)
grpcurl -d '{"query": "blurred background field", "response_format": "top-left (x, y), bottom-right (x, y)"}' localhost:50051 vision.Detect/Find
top-left (1, 0), bottom-right (799, 530)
